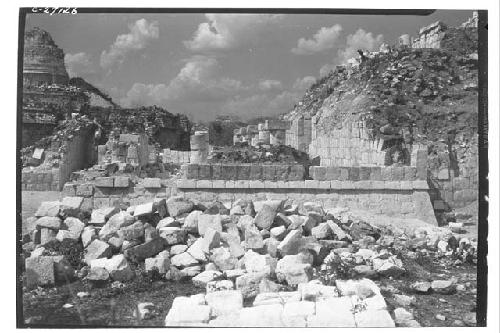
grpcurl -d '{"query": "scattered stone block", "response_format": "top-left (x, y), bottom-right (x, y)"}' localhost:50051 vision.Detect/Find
top-left (192, 270), bottom-right (222, 287)
top-left (25, 256), bottom-right (56, 288)
top-left (35, 201), bottom-right (61, 217)
top-left (90, 207), bottom-right (119, 225)
top-left (124, 238), bottom-right (166, 263)
top-left (355, 309), bottom-right (395, 327)
top-left (94, 177), bottom-right (114, 188)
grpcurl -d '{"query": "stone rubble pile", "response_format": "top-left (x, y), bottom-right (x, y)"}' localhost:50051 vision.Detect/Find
top-left (22, 195), bottom-right (477, 326)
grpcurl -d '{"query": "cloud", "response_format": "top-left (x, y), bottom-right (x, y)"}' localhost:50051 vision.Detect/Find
top-left (120, 55), bottom-right (245, 108)
top-left (292, 24), bottom-right (343, 55)
top-left (100, 19), bottom-right (159, 70)
top-left (292, 76), bottom-right (316, 91)
top-left (184, 14), bottom-right (283, 51)
top-left (258, 79), bottom-right (283, 92)
top-left (337, 28), bottom-right (384, 64)
top-left (64, 52), bottom-right (95, 77)
top-left (318, 28), bottom-right (384, 77)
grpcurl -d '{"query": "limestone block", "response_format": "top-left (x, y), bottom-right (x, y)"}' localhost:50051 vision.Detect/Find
top-left (205, 290), bottom-right (243, 317)
top-left (94, 177), bottom-right (114, 188)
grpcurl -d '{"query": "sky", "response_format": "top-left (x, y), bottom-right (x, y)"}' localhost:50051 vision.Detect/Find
top-left (25, 10), bottom-right (473, 122)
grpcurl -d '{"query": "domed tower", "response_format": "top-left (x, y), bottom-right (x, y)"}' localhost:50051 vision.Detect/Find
top-left (23, 27), bottom-right (69, 87)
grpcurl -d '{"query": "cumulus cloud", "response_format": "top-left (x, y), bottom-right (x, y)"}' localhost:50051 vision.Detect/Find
top-left (292, 24), bottom-right (343, 55)
top-left (258, 79), bottom-right (283, 92)
top-left (64, 52), bottom-right (95, 77)
top-left (184, 14), bottom-right (283, 51)
top-left (292, 76), bottom-right (316, 91)
top-left (100, 19), bottom-right (159, 70)
top-left (337, 28), bottom-right (384, 64)
top-left (120, 55), bottom-right (245, 108)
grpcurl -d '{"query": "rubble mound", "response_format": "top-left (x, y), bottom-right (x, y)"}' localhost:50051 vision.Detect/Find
top-left (208, 144), bottom-right (310, 165)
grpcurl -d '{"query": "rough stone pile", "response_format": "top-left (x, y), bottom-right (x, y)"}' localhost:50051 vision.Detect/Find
top-left (22, 195), bottom-right (477, 326)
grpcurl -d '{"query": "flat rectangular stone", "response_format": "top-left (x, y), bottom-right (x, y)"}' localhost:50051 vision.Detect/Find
top-left (262, 165), bottom-right (277, 181)
top-left (212, 180), bottom-right (226, 188)
top-left (62, 183), bottom-right (76, 197)
top-left (114, 176), bottom-right (130, 188)
top-left (339, 168), bottom-right (349, 181)
top-left (237, 164), bottom-right (251, 180)
top-left (348, 167), bottom-right (360, 181)
top-left (76, 184), bottom-right (94, 197)
top-left (221, 165), bottom-right (238, 181)
top-left (304, 180), bottom-right (319, 188)
top-left (330, 180), bottom-right (341, 189)
top-left (248, 180), bottom-right (265, 188)
top-left (325, 166), bottom-right (341, 180)
top-left (225, 180), bottom-right (236, 189)
top-left (384, 181), bottom-right (400, 190)
top-left (212, 164), bottom-right (223, 179)
top-left (275, 181), bottom-right (287, 189)
top-left (289, 165), bottom-right (305, 181)
top-left (413, 180), bottom-right (429, 189)
top-left (94, 177), bottom-right (114, 188)
top-left (179, 179), bottom-right (196, 188)
top-left (196, 180), bottom-right (213, 189)
top-left (391, 167), bottom-right (405, 181)
top-left (143, 178), bottom-right (161, 188)
top-left (381, 167), bottom-right (392, 181)
top-left (185, 164), bottom-right (199, 179)
top-left (369, 167), bottom-right (382, 181)
top-left (288, 181), bottom-right (305, 189)
top-left (340, 181), bottom-right (355, 190)
top-left (354, 309), bottom-right (395, 327)
top-left (249, 165), bottom-right (262, 180)
top-left (403, 166), bottom-right (417, 180)
top-left (371, 181), bottom-right (386, 190)
top-left (264, 181), bottom-right (278, 189)
top-left (198, 164), bottom-right (212, 180)
top-left (359, 167), bottom-right (371, 180)
top-left (234, 180), bottom-right (249, 188)
top-left (317, 181), bottom-right (331, 189)
top-left (400, 181), bottom-right (413, 190)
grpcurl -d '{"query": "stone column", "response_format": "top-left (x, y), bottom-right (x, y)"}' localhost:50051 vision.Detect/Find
top-left (190, 131), bottom-right (209, 163)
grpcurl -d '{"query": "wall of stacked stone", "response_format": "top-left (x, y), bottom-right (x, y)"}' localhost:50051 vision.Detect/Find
top-left (309, 165), bottom-right (424, 182)
top-left (285, 116), bottom-right (312, 152)
top-left (61, 176), bottom-right (175, 211)
top-left (411, 21), bottom-right (447, 49)
top-left (21, 169), bottom-right (60, 191)
top-left (308, 120), bottom-right (386, 167)
top-left (162, 148), bottom-right (191, 164)
top-left (174, 178), bottom-right (436, 225)
top-left (180, 163), bottom-right (306, 181)
top-left (22, 128), bottom-right (95, 191)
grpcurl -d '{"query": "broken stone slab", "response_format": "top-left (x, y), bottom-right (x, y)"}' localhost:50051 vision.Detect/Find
top-left (192, 270), bottom-right (223, 288)
top-left (135, 302), bottom-right (155, 320)
top-left (60, 197), bottom-right (84, 217)
top-left (134, 202), bottom-right (155, 218)
top-left (221, 233), bottom-right (245, 258)
top-left (108, 237), bottom-right (123, 251)
top-left (287, 215), bottom-right (306, 230)
top-left (186, 238), bottom-right (208, 262)
top-left (35, 201), bottom-right (61, 217)
top-left (276, 255), bottom-right (313, 286)
top-left (431, 279), bottom-right (456, 294)
top-left (104, 254), bottom-right (135, 281)
top-left (99, 211), bottom-right (135, 240)
top-left (206, 280), bottom-right (234, 293)
top-left (311, 223), bottom-right (331, 240)
top-left (198, 214), bottom-right (223, 236)
top-left (355, 309), bottom-right (395, 327)
top-left (237, 303), bottom-right (284, 327)
top-left (299, 202), bottom-right (324, 216)
top-left (243, 250), bottom-right (277, 275)
top-left (87, 266), bottom-right (110, 282)
top-left (327, 220), bottom-right (349, 240)
top-left (166, 196), bottom-right (194, 217)
top-left (183, 210), bottom-right (202, 234)
top-left (298, 280), bottom-right (339, 301)
top-left (235, 272), bottom-right (267, 299)
top-left (205, 290), bottom-right (243, 317)
top-left (164, 301), bottom-right (211, 326)
top-left (244, 226), bottom-right (264, 250)
top-left (171, 251), bottom-right (199, 268)
top-left (237, 214), bottom-right (255, 231)
top-left (270, 226), bottom-right (287, 240)
top-left (263, 237), bottom-right (280, 258)
top-left (144, 223), bottom-right (159, 242)
top-left (373, 257), bottom-right (405, 277)
top-left (335, 279), bottom-right (381, 298)
top-left (81, 227), bottom-right (97, 248)
top-left (85, 240), bottom-right (112, 264)
top-left (180, 265), bottom-right (203, 277)
top-left (62, 217), bottom-right (85, 239)
top-left (145, 256), bottom-right (171, 274)
top-left (277, 229), bottom-right (302, 255)
top-left (223, 269), bottom-right (246, 279)
top-left (203, 228), bottom-right (221, 252)
top-left (308, 297), bottom-right (356, 327)
top-left (118, 221), bottom-right (145, 241)
top-left (394, 307), bottom-right (415, 326)
top-left (211, 247), bottom-right (238, 271)
top-left (124, 238), bottom-right (166, 263)
top-left (252, 291), bottom-right (301, 306)
top-left (90, 207), bottom-right (119, 226)
top-left (170, 244), bottom-right (188, 256)
top-left (254, 204), bottom-right (277, 230)
top-left (39, 228), bottom-right (57, 245)
top-left (56, 230), bottom-right (76, 242)
top-left (282, 301), bottom-right (315, 318)
top-left (36, 216), bottom-right (62, 230)
top-left (158, 227), bottom-right (187, 245)
top-left (156, 217), bottom-right (179, 229)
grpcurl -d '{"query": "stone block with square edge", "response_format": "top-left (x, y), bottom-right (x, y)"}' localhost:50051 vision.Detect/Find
top-left (198, 164), bottom-right (212, 180)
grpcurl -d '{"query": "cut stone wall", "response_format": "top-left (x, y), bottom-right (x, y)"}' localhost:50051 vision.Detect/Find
top-left (285, 116), bottom-right (312, 152)
top-left (162, 149), bottom-right (191, 164)
top-left (181, 164), bottom-right (306, 181)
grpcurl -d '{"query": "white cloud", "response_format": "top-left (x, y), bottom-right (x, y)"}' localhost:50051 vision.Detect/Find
top-left (100, 19), bottom-right (159, 70)
top-left (337, 28), bottom-right (384, 64)
top-left (120, 55), bottom-right (245, 108)
top-left (184, 14), bottom-right (283, 51)
top-left (292, 24), bottom-right (343, 55)
top-left (258, 79), bottom-right (283, 92)
top-left (64, 52), bottom-right (95, 77)
top-left (292, 76), bottom-right (316, 91)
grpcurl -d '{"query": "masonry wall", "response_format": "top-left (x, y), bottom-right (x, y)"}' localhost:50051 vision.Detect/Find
top-left (162, 149), bottom-right (191, 164)
top-left (180, 163), bottom-right (306, 181)
top-left (22, 123), bottom-right (57, 148)
top-left (285, 116), bottom-right (312, 152)
top-left (308, 119), bottom-right (386, 167)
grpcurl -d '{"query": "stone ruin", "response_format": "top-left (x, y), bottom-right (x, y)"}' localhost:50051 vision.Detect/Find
top-left (233, 120), bottom-right (289, 147)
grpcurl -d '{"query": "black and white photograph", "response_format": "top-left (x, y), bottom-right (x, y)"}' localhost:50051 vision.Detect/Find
top-left (10, 0), bottom-right (498, 329)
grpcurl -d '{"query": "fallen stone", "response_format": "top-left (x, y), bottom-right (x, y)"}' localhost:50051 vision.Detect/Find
top-left (308, 297), bottom-right (356, 327)
top-left (299, 202), bottom-right (324, 216)
top-left (243, 250), bottom-right (276, 275)
top-left (192, 270), bottom-right (222, 287)
top-left (211, 247), bottom-right (238, 271)
top-left (237, 303), bottom-right (284, 327)
top-left (35, 201), bottom-right (61, 217)
top-left (36, 216), bottom-right (62, 230)
top-left (63, 217), bottom-right (85, 239)
top-left (60, 197), bottom-right (84, 217)
top-left (135, 302), bottom-right (155, 320)
top-left (411, 281), bottom-right (431, 293)
top-left (133, 202), bottom-right (155, 218)
top-left (40, 228), bottom-right (58, 245)
top-left (393, 294), bottom-right (416, 307)
top-left (221, 233), bottom-right (245, 258)
top-left (373, 257), bottom-right (405, 277)
top-left (164, 302), bottom-right (211, 326)
top-left (244, 226), bottom-right (264, 250)
top-left (198, 214), bottom-right (223, 236)
top-left (298, 280), bottom-right (339, 301)
top-left (394, 307), bottom-right (414, 325)
top-left (56, 230), bottom-right (75, 242)
top-left (336, 279), bottom-right (380, 298)
top-left (327, 220), bottom-right (349, 240)
top-left (263, 237), bottom-right (280, 258)
top-left (171, 251), bottom-right (199, 267)
top-left (90, 207), bottom-right (119, 225)
top-left (87, 266), bottom-right (109, 282)
top-left (206, 279), bottom-right (234, 293)
top-left (180, 265), bottom-right (202, 277)
top-left (99, 211), bottom-right (135, 240)
top-left (25, 256), bottom-right (55, 287)
top-left (81, 227), bottom-right (97, 248)
top-left (186, 238), bottom-right (208, 262)
top-left (353, 265), bottom-right (377, 278)
top-left (124, 238), bottom-right (166, 263)
top-left (270, 225), bottom-right (287, 240)
top-left (183, 210), bottom-right (202, 233)
top-left (203, 228), bottom-right (221, 252)
top-left (166, 196), bottom-right (194, 217)
top-left (170, 244), bottom-right (188, 256)
top-left (253, 291), bottom-right (301, 306)
top-left (84, 240), bottom-right (112, 264)
top-left (254, 204), bottom-right (277, 230)
top-left (159, 227), bottom-right (186, 245)
top-left (235, 272), bottom-right (267, 299)
top-left (355, 309), bottom-right (395, 327)
top-left (118, 221), bottom-right (145, 241)
top-left (311, 223), bottom-right (331, 239)
top-left (145, 257), bottom-right (170, 274)
top-left (276, 255), bottom-right (313, 285)
top-left (431, 279), bottom-right (456, 294)
top-left (105, 254), bottom-right (135, 281)
top-left (277, 229), bottom-right (302, 255)
top-left (205, 289), bottom-right (243, 317)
